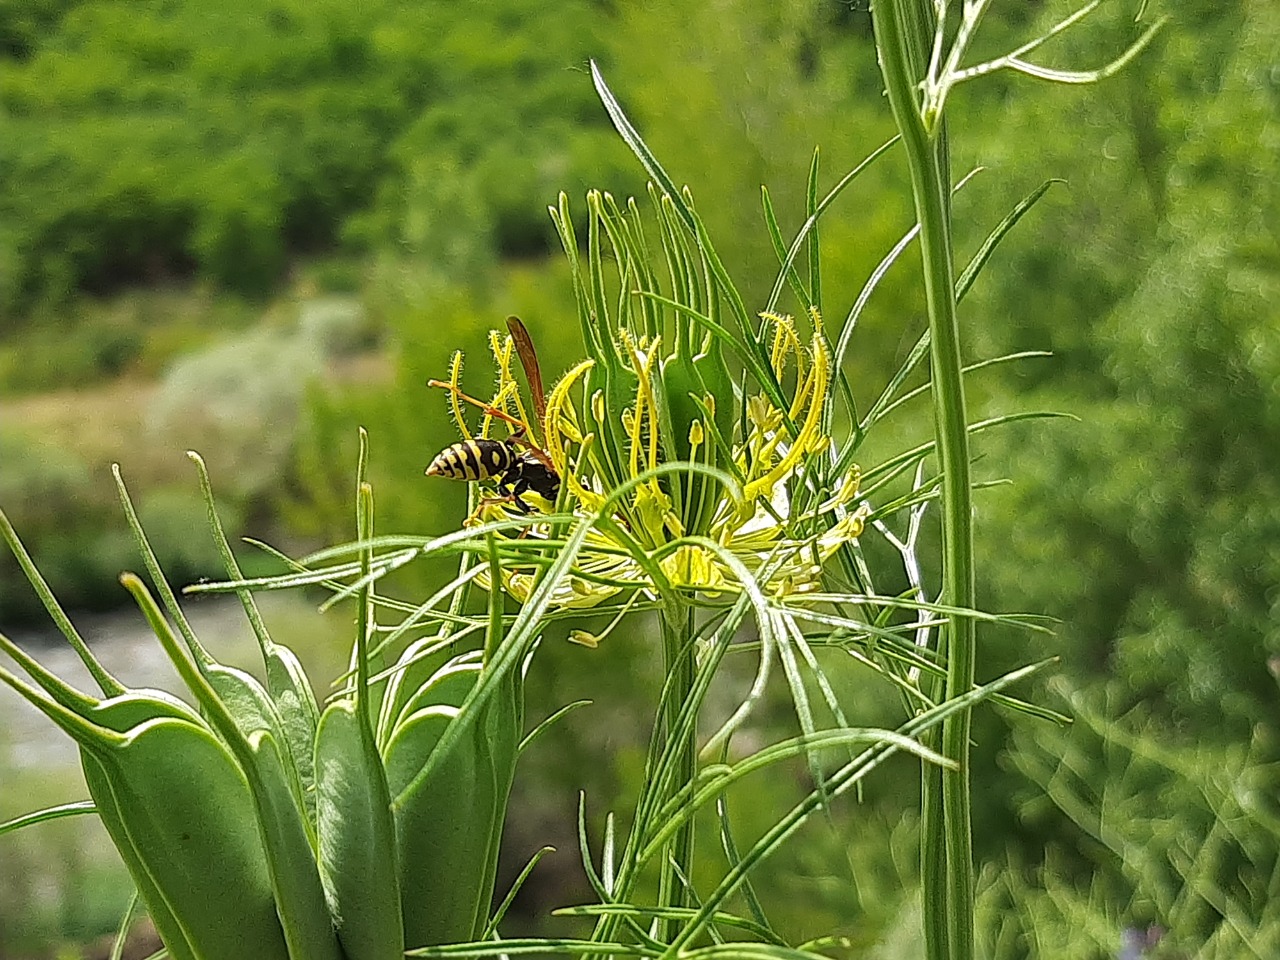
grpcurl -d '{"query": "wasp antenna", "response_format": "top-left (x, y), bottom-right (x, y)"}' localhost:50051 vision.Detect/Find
top-left (428, 378), bottom-right (528, 434)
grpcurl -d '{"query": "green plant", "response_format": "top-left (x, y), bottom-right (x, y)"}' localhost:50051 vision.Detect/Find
top-left (0, 5), bottom-right (1169, 955)
top-left (0, 443), bottom-right (541, 957)
top-left (0, 140), bottom-right (1039, 960)
top-left (869, 3), bottom-right (1160, 956)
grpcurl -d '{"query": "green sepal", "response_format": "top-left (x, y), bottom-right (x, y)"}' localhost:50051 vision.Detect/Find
top-left (387, 702), bottom-right (485, 946)
top-left (657, 355), bottom-right (702, 468)
top-left (119, 576), bottom-right (336, 959)
top-left (587, 360), bottom-right (639, 498)
top-left (389, 654), bottom-right (482, 741)
top-left (247, 729), bottom-right (343, 960)
top-left (262, 642), bottom-right (321, 821)
top-left (89, 718), bottom-right (291, 960)
top-left (685, 338), bottom-right (735, 535)
top-left (82, 752), bottom-right (199, 960)
top-left (387, 656), bottom-right (523, 947)
top-left (378, 635), bottom-right (463, 747)
top-left (658, 338), bottom-right (732, 536)
top-left (314, 699), bottom-right (404, 960)
top-left (692, 333), bottom-right (735, 457)
top-left (201, 661), bottom-right (313, 823)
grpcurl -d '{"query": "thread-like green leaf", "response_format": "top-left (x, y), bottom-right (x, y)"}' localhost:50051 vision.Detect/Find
top-left (0, 508), bottom-right (124, 697)
top-left (955, 180), bottom-right (1062, 302)
top-left (190, 450), bottom-right (320, 818)
top-left (0, 800), bottom-right (96, 837)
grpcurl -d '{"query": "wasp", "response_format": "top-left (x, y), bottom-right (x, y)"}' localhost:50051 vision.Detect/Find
top-left (425, 316), bottom-right (560, 515)
top-left (425, 436), bottom-right (559, 514)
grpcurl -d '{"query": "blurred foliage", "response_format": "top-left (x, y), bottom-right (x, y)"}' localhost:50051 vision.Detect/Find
top-left (963, 0), bottom-right (1280, 737)
top-left (0, 0), bottom-right (634, 316)
top-left (0, 423), bottom-right (247, 622)
top-left (0, 288), bottom-right (262, 395)
top-left (977, 680), bottom-right (1280, 957)
top-left (2, 0), bottom-right (1279, 955)
top-left (0, 298), bottom-right (356, 624)
top-left (147, 323), bottom-right (324, 499)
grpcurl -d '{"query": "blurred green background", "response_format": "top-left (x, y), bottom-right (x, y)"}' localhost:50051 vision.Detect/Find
top-left (1, 1), bottom-right (1277, 957)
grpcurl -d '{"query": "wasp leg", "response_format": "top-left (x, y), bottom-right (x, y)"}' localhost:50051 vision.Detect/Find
top-left (464, 481), bottom-right (534, 526)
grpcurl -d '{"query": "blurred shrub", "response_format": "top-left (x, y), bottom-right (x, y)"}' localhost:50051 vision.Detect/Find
top-left (0, 429), bottom-right (129, 619)
top-left (0, 316), bottom-right (143, 393)
top-left (0, 425), bottom-right (96, 529)
top-left (298, 295), bottom-right (375, 357)
top-left (147, 321), bottom-right (325, 501)
top-left (0, 0), bottom-right (83, 59)
top-left (0, 427), bottom-right (242, 622)
top-left (302, 256), bottom-right (366, 296)
top-left (0, 290), bottom-right (265, 396)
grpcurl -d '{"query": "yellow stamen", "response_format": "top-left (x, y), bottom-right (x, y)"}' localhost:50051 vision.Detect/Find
top-left (743, 333), bottom-right (830, 505)
top-left (444, 351), bottom-right (472, 440)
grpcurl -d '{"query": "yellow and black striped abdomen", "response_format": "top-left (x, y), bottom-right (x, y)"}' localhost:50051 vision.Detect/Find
top-left (425, 439), bottom-right (514, 481)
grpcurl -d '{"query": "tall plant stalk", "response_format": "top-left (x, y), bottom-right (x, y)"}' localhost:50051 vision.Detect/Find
top-left (869, 2), bottom-right (1163, 956)
top-left (658, 603), bottom-right (698, 932)
top-left (872, 2), bottom-right (976, 958)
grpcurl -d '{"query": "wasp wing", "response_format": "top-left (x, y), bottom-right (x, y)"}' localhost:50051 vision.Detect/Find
top-left (506, 315), bottom-right (547, 427)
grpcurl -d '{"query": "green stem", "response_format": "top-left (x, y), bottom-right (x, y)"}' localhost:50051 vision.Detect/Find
top-left (871, 2), bottom-right (976, 959)
top-left (658, 605), bottom-right (698, 939)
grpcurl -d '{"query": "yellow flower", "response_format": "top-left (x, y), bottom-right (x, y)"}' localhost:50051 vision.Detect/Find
top-left (455, 312), bottom-right (867, 609)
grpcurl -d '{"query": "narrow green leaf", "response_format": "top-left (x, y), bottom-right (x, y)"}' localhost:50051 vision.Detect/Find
top-left (661, 661), bottom-right (1054, 955)
top-left (761, 185), bottom-right (809, 309)
top-left (955, 180), bottom-right (1062, 302)
top-left (482, 846), bottom-right (557, 940)
top-left (764, 135), bottom-right (899, 315)
top-left (109, 889), bottom-right (142, 960)
top-left (806, 148), bottom-right (822, 315)
top-left (518, 700), bottom-right (592, 755)
top-left (0, 800), bottom-right (96, 837)
top-left (189, 450), bottom-right (320, 813)
top-left (590, 60), bottom-right (694, 234)
top-left (0, 507), bottom-right (123, 696)
top-left (405, 937), bottom-right (656, 958)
